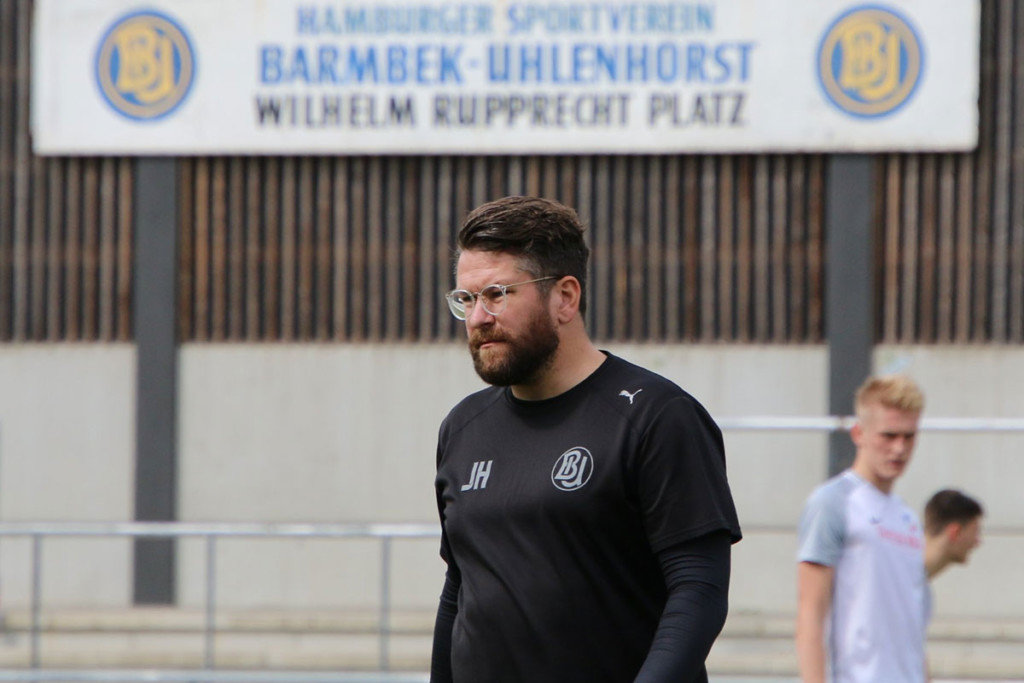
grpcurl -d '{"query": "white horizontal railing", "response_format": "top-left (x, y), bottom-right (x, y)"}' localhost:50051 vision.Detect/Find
top-left (0, 523), bottom-right (440, 676)
top-left (718, 415), bottom-right (1024, 536)
top-left (0, 673), bottom-right (429, 682)
top-left (716, 415), bottom-right (1024, 432)
top-left (0, 416), bottom-right (1021, 681)
top-left (0, 521), bottom-right (440, 538)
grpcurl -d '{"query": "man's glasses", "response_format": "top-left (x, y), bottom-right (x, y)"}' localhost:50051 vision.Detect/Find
top-left (445, 276), bottom-right (558, 321)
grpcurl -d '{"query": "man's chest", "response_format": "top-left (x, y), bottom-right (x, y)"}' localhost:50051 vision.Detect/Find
top-left (437, 414), bottom-right (637, 531)
top-left (845, 492), bottom-right (923, 563)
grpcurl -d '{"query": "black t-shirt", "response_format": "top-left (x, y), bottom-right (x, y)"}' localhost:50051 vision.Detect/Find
top-left (434, 353), bottom-right (742, 683)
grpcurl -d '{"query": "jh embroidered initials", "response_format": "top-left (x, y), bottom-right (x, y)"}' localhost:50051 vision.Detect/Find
top-left (461, 460), bottom-right (493, 491)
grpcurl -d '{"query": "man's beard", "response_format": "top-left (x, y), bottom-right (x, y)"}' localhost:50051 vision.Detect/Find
top-left (469, 308), bottom-right (559, 387)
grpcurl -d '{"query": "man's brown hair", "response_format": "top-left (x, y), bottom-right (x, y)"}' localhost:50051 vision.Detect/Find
top-left (924, 489), bottom-right (983, 536)
top-left (457, 196), bottom-right (590, 314)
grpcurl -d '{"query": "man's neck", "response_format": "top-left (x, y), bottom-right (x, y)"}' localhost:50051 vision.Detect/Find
top-left (925, 538), bottom-right (950, 579)
top-left (850, 463), bottom-right (895, 495)
top-left (510, 335), bottom-right (606, 401)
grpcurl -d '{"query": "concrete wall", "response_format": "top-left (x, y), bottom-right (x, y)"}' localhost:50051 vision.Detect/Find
top-left (0, 345), bottom-right (135, 606)
top-left (873, 346), bottom-right (1024, 619)
top-left (0, 343), bottom-right (1021, 622)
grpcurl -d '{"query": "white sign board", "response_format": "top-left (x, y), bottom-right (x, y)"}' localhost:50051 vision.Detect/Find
top-left (32, 0), bottom-right (980, 155)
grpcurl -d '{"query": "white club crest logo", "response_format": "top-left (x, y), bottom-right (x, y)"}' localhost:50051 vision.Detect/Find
top-left (551, 447), bottom-right (594, 492)
top-left (816, 5), bottom-right (923, 119)
top-left (95, 10), bottom-right (196, 121)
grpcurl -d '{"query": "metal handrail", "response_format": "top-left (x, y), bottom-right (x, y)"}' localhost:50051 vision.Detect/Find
top-left (716, 415), bottom-right (1024, 431)
top-left (0, 673), bottom-right (429, 682)
top-left (0, 523), bottom-right (440, 673)
top-left (0, 522), bottom-right (440, 538)
top-left (1, 415), bottom-right (1022, 679)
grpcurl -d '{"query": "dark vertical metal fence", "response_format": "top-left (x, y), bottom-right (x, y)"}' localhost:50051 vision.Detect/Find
top-left (177, 154), bottom-right (824, 342)
top-left (876, 0), bottom-right (1024, 344)
top-left (0, 0), bottom-right (133, 343)
top-left (1, 0), bottom-right (1021, 345)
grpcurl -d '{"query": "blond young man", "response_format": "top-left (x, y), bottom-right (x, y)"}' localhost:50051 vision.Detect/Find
top-left (796, 375), bottom-right (927, 683)
top-left (924, 489), bottom-right (983, 581)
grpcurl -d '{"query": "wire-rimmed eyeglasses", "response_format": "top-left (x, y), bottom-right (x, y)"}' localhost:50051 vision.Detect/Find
top-left (445, 276), bottom-right (558, 321)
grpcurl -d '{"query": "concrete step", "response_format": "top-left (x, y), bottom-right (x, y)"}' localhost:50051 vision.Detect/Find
top-left (0, 608), bottom-right (1020, 679)
top-left (712, 611), bottom-right (1024, 679)
top-left (709, 634), bottom-right (1024, 679)
top-left (723, 610), bottom-right (1024, 642)
top-left (0, 608), bottom-right (435, 635)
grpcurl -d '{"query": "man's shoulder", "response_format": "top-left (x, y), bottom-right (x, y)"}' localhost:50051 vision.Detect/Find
top-left (797, 472), bottom-right (861, 563)
top-left (440, 385), bottom-right (505, 433)
top-left (803, 471), bottom-right (860, 515)
top-left (596, 353), bottom-right (709, 416)
top-left (816, 470), bottom-right (861, 494)
top-left (599, 353), bottom-right (683, 391)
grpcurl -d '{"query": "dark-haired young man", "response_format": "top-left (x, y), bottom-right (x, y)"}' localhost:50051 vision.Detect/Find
top-left (924, 489), bottom-right (983, 580)
top-left (431, 196), bottom-right (741, 682)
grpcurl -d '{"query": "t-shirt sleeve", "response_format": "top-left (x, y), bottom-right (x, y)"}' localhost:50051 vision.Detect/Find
top-left (435, 417), bottom-right (453, 565)
top-left (632, 395), bottom-right (742, 553)
top-left (797, 484), bottom-right (847, 566)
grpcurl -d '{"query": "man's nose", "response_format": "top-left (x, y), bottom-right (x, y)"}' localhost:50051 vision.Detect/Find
top-left (465, 299), bottom-right (495, 327)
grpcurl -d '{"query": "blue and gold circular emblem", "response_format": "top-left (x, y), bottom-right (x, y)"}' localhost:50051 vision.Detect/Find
top-left (95, 10), bottom-right (196, 121)
top-left (817, 5), bottom-right (923, 118)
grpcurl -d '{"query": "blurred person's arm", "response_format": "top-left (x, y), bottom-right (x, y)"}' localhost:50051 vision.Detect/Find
top-left (796, 561), bottom-right (833, 683)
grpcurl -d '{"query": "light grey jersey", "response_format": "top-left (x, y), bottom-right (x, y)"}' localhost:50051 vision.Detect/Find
top-left (798, 470), bottom-right (927, 683)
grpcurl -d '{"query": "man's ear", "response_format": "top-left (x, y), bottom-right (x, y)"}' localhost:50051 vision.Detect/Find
top-left (849, 422), bottom-right (863, 447)
top-left (551, 276), bottom-right (581, 324)
top-left (945, 522), bottom-right (963, 542)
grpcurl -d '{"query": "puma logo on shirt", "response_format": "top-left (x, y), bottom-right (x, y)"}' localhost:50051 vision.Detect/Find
top-left (618, 389), bottom-right (643, 404)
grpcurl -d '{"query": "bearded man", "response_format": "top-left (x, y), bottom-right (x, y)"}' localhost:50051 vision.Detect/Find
top-left (431, 196), bottom-right (741, 683)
